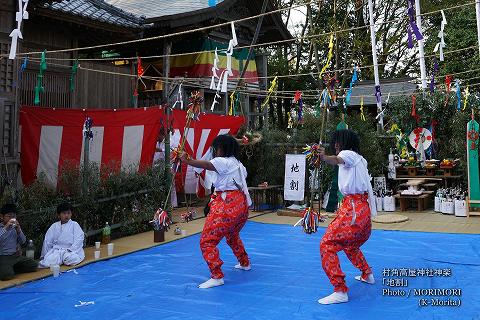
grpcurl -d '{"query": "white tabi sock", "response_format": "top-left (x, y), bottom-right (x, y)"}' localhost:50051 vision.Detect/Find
top-left (234, 263), bottom-right (251, 271)
top-left (317, 291), bottom-right (349, 305)
top-left (355, 273), bottom-right (375, 284)
top-left (198, 278), bottom-right (224, 289)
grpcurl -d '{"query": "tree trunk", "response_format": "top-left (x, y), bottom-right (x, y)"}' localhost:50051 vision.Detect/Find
top-left (295, 9), bottom-right (309, 73)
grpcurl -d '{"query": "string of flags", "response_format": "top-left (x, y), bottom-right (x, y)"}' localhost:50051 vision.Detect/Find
top-left (9, 0), bottom-right (29, 60)
top-left (434, 10), bottom-right (447, 61)
top-left (210, 22), bottom-right (238, 110)
top-left (406, 0), bottom-right (424, 48)
top-left (345, 65), bottom-right (358, 106)
top-left (6, 0), bottom-right (479, 117)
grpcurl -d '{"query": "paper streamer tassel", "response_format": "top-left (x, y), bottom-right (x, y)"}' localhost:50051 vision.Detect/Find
top-left (456, 80), bottom-right (461, 111)
top-left (231, 22), bottom-right (238, 47)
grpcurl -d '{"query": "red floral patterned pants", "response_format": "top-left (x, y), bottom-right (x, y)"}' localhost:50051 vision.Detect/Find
top-left (320, 193), bottom-right (372, 292)
top-left (200, 190), bottom-right (250, 279)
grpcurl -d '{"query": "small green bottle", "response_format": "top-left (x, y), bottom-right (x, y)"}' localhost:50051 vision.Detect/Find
top-left (102, 222), bottom-right (111, 244)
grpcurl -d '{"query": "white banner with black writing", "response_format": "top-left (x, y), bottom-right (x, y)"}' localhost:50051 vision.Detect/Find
top-left (284, 154), bottom-right (306, 201)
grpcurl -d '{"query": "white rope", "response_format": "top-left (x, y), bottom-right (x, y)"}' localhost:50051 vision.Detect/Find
top-left (1, 1), bottom-right (474, 61)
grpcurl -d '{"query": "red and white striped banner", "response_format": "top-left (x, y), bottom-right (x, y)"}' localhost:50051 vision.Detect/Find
top-left (20, 106), bottom-right (245, 195)
top-left (20, 106), bottom-right (163, 186)
top-left (170, 110), bottom-right (245, 197)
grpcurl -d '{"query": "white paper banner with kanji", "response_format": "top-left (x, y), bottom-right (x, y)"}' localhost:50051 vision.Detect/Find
top-left (284, 154), bottom-right (306, 201)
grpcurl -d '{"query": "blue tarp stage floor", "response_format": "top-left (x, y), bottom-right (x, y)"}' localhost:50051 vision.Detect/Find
top-left (1, 221), bottom-right (479, 320)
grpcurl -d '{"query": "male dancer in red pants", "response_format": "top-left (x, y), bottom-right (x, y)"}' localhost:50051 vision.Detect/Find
top-left (317, 129), bottom-right (377, 304)
top-left (179, 134), bottom-right (252, 289)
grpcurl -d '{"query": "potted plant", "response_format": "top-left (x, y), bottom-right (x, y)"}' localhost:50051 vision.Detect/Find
top-left (405, 156), bottom-right (419, 176)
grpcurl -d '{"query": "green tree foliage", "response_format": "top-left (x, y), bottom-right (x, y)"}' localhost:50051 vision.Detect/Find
top-left (2, 163), bottom-right (166, 254)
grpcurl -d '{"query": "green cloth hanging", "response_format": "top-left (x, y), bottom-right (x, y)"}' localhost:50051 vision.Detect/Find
top-left (325, 165), bottom-right (340, 212)
top-left (325, 118), bottom-right (349, 212)
top-left (34, 50), bottom-right (47, 105)
top-left (70, 60), bottom-right (79, 92)
top-left (315, 99), bottom-right (321, 117)
top-left (234, 93), bottom-right (240, 115)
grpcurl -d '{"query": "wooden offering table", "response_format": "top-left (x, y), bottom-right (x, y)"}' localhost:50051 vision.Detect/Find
top-left (248, 185), bottom-right (283, 212)
top-left (394, 192), bottom-right (434, 211)
top-left (393, 179), bottom-right (434, 211)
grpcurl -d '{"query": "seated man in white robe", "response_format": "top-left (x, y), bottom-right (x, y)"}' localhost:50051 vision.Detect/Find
top-left (39, 202), bottom-right (85, 268)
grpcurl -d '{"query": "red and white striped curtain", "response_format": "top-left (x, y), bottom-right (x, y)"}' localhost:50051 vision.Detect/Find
top-left (20, 106), bottom-right (245, 197)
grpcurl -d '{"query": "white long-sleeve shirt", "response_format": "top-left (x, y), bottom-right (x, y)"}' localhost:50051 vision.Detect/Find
top-left (209, 157), bottom-right (252, 206)
top-left (337, 150), bottom-right (377, 216)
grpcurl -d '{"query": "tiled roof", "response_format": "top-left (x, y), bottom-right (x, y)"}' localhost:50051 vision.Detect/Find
top-left (44, 0), bottom-right (145, 28)
top-left (103, 0), bottom-right (225, 19)
top-left (349, 79), bottom-right (418, 106)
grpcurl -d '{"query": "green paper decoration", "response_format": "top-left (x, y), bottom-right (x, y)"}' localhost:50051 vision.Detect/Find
top-left (34, 50), bottom-right (47, 105)
top-left (70, 60), bottom-right (79, 92)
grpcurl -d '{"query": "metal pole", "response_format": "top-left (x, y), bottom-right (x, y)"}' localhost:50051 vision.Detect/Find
top-left (415, 0), bottom-right (428, 89)
top-left (367, 0), bottom-right (383, 128)
top-left (163, 41), bottom-right (172, 211)
top-left (82, 135), bottom-right (89, 195)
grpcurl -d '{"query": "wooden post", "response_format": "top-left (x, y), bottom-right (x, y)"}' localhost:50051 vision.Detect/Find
top-left (261, 54), bottom-right (269, 129)
top-left (163, 41), bottom-right (172, 211)
top-left (244, 94), bottom-right (250, 127)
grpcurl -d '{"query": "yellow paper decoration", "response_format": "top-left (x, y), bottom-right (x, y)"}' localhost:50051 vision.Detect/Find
top-left (229, 91), bottom-right (235, 116)
top-left (261, 76), bottom-right (278, 109)
top-left (319, 34), bottom-right (334, 79)
top-left (388, 123), bottom-right (400, 134)
top-left (463, 86), bottom-right (470, 111)
top-left (360, 96), bottom-right (366, 121)
top-left (287, 111), bottom-right (293, 129)
top-left (400, 146), bottom-right (408, 158)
